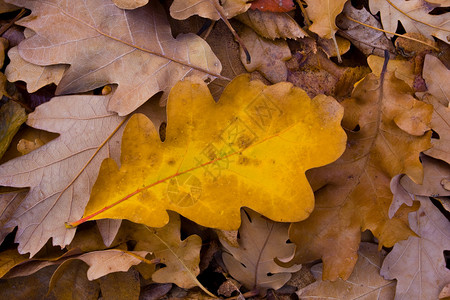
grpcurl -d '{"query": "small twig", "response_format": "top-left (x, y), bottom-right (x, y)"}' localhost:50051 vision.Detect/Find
top-left (225, 289), bottom-right (259, 300)
top-left (209, 0), bottom-right (251, 63)
top-left (0, 8), bottom-right (26, 36)
top-left (296, 0), bottom-right (311, 27)
top-left (345, 15), bottom-right (440, 51)
top-left (332, 35), bottom-right (342, 63)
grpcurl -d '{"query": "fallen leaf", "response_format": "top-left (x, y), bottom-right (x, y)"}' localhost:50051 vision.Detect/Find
top-left (250, 0), bottom-right (295, 12)
top-left (0, 0), bottom-right (18, 13)
top-left (0, 100), bottom-right (27, 159)
top-left (120, 213), bottom-right (204, 290)
top-left (6, 0), bottom-right (222, 116)
top-left (303, 0), bottom-right (347, 39)
top-left (81, 74), bottom-right (346, 230)
top-left (113, 0), bottom-right (148, 10)
top-left (336, 2), bottom-right (396, 57)
top-left (48, 260), bottom-right (100, 300)
top-left (368, 55), bottom-right (415, 89)
top-left (389, 175), bottom-right (415, 219)
top-left (239, 26), bottom-right (291, 83)
top-left (0, 189), bottom-right (27, 245)
top-left (0, 94), bottom-right (125, 256)
top-left (6, 46), bottom-right (66, 93)
top-left (221, 209), bottom-right (302, 292)
top-left (235, 9), bottom-right (306, 40)
top-left (369, 0), bottom-right (450, 43)
top-left (0, 249), bottom-right (28, 278)
top-left (297, 243), bottom-right (396, 299)
top-left (170, 0), bottom-right (251, 20)
top-left (381, 196), bottom-right (450, 299)
top-left (420, 54), bottom-right (450, 104)
top-left (96, 219), bottom-right (122, 248)
top-left (400, 155), bottom-right (450, 197)
top-left (289, 71), bottom-right (432, 280)
top-left (98, 268), bottom-right (140, 300)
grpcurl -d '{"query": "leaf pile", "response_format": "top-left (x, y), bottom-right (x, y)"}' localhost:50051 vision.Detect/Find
top-left (0, 0), bottom-right (449, 299)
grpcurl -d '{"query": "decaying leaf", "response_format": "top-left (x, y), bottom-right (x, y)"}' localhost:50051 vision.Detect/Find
top-left (170, 0), bottom-right (251, 20)
top-left (97, 268), bottom-right (140, 300)
top-left (221, 209), bottom-right (302, 292)
top-left (289, 70), bottom-right (432, 280)
top-left (0, 189), bottom-right (27, 245)
top-left (303, 0), bottom-right (347, 39)
top-left (369, 0), bottom-right (450, 43)
top-left (0, 95), bottom-right (125, 256)
top-left (0, 0), bottom-right (18, 13)
top-left (81, 74), bottom-right (347, 230)
top-left (239, 26), bottom-right (291, 83)
top-left (381, 196), bottom-right (450, 299)
top-left (0, 100), bottom-right (27, 159)
top-left (297, 243), bottom-right (396, 299)
top-left (0, 249), bottom-right (28, 278)
top-left (235, 9), bottom-right (307, 40)
top-left (368, 55), bottom-right (415, 89)
top-left (336, 2), bottom-right (396, 57)
top-left (250, 0), bottom-right (295, 12)
top-left (6, 0), bottom-right (222, 116)
top-left (6, 46), bottom-right (66, 93)
top-left (115, 213), bottom-right (203, 290)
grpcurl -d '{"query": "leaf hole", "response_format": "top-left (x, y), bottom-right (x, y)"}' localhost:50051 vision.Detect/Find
top-left (352, 125), bottom-right (361, 132)
top-left (266, 272), bottom-right (274, 277)
top-left (431, 129), bottom-right (440, 139)
top-left (159, 122), bottom-right (167, 142)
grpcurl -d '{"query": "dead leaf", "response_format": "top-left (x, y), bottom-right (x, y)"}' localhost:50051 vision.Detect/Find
top-left (420, 54), bottom-right (450, 104)
top-left (0, 249), bottom-right (28, 278)
top-left (0, 100), bottom-right (27, 159)
top-left (400, 155), bottom-right (450, 197)
top-left (239, 26), bottom-right (291, 83)
top-left (0, 0), bottom-right (18, 13)
top-left (0, 94), bottom-right (125, 256)
top-left (381, 196), bottom-right (450, 299)
top-left (221, 209), bottom-right (302, 292)
top-left (336, 2), bottom-right (396, 57)
top-left (81, 74), bottom-right (346, 230)
top-left (389, 175), bottom-right (415, 219)
top-left (303, 0), bottom-right (347, 39)
top-left (96, 219), bottom-right (122, 248)
top-left (235, 9), bottom-right (307, 40)
top-left (0, 189), bottom-right (27, 245)
top-left (289, 71), bottom-right (432, 280)
top-left (368, 55), bottom-right (415, 89)
top-left (6, 46), bottom-right (66, 93)
top-left (113, 0), bottom-right (148, 10)
top-left (170, 0), bottom-right (251, 20)
top-left (369, 0), bottom-right (450, 43)
top-left (7, 0), bottom-right (222, 116)
top-left (297, 243), bottom-right (396, 299)
top-left (250, 0), bottom-right (295, 12)
top-left (98, 268), bottom-right (140, 300)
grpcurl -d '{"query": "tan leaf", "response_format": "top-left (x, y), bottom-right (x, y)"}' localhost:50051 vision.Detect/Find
top-left (0, 0), bottom-right (18, 13)
top-left (7, 0), bottom-right (222, 116)
top-left (336, 2), bottom-right (396, 57)
top-left (381, 196), bottom-right (450, 299)
top-left (401, 155), bottom-right (450, 197)
top-left (304, 0), bottom-right (348, 39)
top-left (289, 71), bottom-right (432, 280)
top-left (98, 268), bottom-right (140, 300)
top-left (5, 46), bottom-right (66, 93)
top-left (235, 9), bottom-right (307, 39)
top-left (239, 26), bottom-right (291, 83)
top-left (96, 219), bottom-right (122, 248)
top-left (0, 189), bottom-right (27, 245)
top-left (0, 249), bottom-right (28, 278)
top-left (297, 243), bottom-right (396, 299)
top-left (221, 209), bottom-right (302, 292)
top-left (113, 0), bottom-right (148, 10)
top-left (368, 55), bottom-right (415, 88)
top-left (170, 0), bottom-right (251, 20)
top-left (0, 100), bottom-right (27, 159)
top-left (0, 95), bottom-right (125, 256)
top-left (389, 175), bottom-right (415, 219)
top-left (369, 0), bottom-right (450, 43)
top-left (420, 55), bottom-right (450, 104)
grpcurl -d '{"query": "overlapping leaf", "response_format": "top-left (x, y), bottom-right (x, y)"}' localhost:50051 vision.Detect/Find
top-left (303, 0), bottom-right (347, 39)
top-left (0, 95), bottom-right (125, 256)
top-left (289, 70), bottom-right (432, 280)
top-left (170, 0), bottom-right (251, 20)
top-left (6, 0), bottom-right (222, 116)
top-left (81, 75), bottom-right (347, 230)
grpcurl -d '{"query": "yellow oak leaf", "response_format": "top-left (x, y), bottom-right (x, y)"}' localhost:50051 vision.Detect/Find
top-left (304, 0), bottom-right (347, 39)
top-left (79, 74), bottom-right (347, 230)
top-left (288, 70), bottom-right (432, 281)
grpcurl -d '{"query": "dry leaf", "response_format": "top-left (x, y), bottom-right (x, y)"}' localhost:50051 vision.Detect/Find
top-left (400, 155), bottom-right (450, 197)
top-left (381, 196), bottom-right (450, 299)
top-left (0, 100), bottom-right (27, 159)
top-left (98, 268), bottom-right (140, 300)
top-left (368, 55), bottom-right (415, 89)
top-left (117, 213), bottom-right (203, 289)
top-left (0, 95), bottom-right (125, 256)
top-left (289, 71), bottom-right (432, 280)
top-left (239, 26), bottom-right (291, 83)
top-left (81, 74), bottom-right (346, 230)
top-left (0, 189), bottom-right (27, 245)
top-left (235, 9), bottom-right (307, 40)
top-left (96, 219), bottom-right (122, 248)
top-left (304, 0), bottom-right (348, 39)
top-left (170, 0), bottom-right (251, 20)
top-left (6, 0), bottom-right (222, 116)
top-left (389, 175), bottom-right (415, 219)
top-left (0, 0), bottom-right (18, 13)
top-left (221, 209), bottom-right (302, 292)
top-left (297, 243), bottom-right (396, 299)
top-left (250, 0), bottom-right (295, 12)
top-left (6, 46), bottom-right (66, 93)
top-left (369, 0), bottom-right (450, 43)
top-left (420, 54), bottom-right (450, 103)
top-left (0, 249), bottom-right (28, 278)
top-left (113, 0), bottom-right (148, 10)
top-left (336, 2), bottom-right (396, 57)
